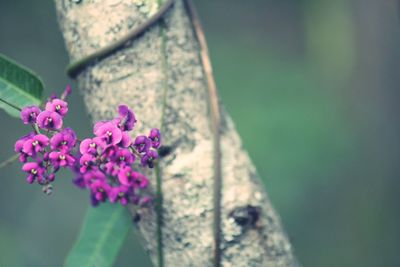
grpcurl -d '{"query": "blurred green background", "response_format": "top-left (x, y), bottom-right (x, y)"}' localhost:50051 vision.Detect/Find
top-left (1, 0), bottom-right (399, 266)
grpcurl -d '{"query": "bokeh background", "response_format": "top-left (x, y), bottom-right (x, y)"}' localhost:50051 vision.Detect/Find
top-left (0, 0), bottom-right (399, 266)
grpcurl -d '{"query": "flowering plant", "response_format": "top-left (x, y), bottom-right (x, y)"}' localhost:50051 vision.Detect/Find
top-left (15, 85), bottom-right (161, 207)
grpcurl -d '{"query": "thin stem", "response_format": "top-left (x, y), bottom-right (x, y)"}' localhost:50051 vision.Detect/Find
top-left (128, 146), bottom-right (143, 159)
top-left (30, 124), bottom-right (41, 135)
top-left (0, 154), bottom-right (19, 169)
top-left (0, 97), bottom-right (22, 112)
top-left (154, 164), bottom-right (164, 267)
top-left (183, 1), bottom-right (222, 266)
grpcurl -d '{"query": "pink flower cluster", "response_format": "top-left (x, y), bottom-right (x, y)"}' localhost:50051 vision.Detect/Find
top-left (15, 86), bottom-right (73, 195)
top-left (14, 86), bottom-right (160, 207)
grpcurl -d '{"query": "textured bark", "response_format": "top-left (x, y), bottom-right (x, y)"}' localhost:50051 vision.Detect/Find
top-left (54, 0), bottom-right (298, 266)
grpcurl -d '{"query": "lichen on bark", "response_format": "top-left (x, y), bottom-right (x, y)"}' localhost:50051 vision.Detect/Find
top-left (54, 0), bottom-right (299, 266)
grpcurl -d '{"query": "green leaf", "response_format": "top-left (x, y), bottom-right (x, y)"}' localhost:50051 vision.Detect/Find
top-left (65, 203), bottom-right (132, 267)
top-left (0, 53), bottom-right (44, 117)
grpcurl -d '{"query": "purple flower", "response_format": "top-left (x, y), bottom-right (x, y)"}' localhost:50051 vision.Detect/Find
top-left (133, 173), bottom-right (149, 189)
top-left (113, 148), bottom-right (135, 165)
top-left (20, 106), bottom-right (41, 125)
top-left (94, 122), bottom-right (122, 147)
top-left (133, 135), bottom-right (151, 153)
top-left (79, 153), bottom-right (96, 173)
top-left (118, 166), bottom-right (141, 186)
top-left (117, 166), bottom-right (149, 188)
top-left (109, 186), bottom-right (131, 205)
top-left (50, 128), bottom-right (77, 151)
top-left (49, 151), bottom-right (75, 169)
top-left (15, 133), bottom-right (34, 162)
top-left (73, 174), bottom-right (85, 188)
top-left (22, 162), bottom-right (44, 184)
top-left (22, 134), bottom-right (49, 156)
top-left (119, 132), bottom-right (132, 148)
top-left (61, 85), bottom-right (72, 100)
top-left (83, 169), bottom-right (107, 186)
top-left (148, 128), bottom-right (161, 148)
top-left (103, 163), bottom-right (118, 176)
top-left (43, 152), bottom-right (50, 161)
top-left (45, 98), bottom-right (68, 117)
top-left (101, 145), bottom-right (118, 159)
top-left (37, 110), bottom-right (63, 130)
top-left (141, 149), bottom-right (158, 168)
top-left (80, 137), bottom-right (102, 155)
top-left (48, 173), bottom-right (55, 182)
top-left (104, 148), bottom-right (135, 176)
top-left (89, 180), bottom-right (111, 205)
top-left (116, 105), bottom-right (136, 131)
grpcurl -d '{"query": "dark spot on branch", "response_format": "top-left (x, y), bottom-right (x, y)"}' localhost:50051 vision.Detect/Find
top-left (229, 205), bottom-right (261, 228)
top-left (159, 145), bottom-right (172, 158)
top-left (132, 213), bottom-right (141, 223)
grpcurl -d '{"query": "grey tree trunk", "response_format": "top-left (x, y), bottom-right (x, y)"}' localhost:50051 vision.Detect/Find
top-left (54, 0), bottom-right (298, 266)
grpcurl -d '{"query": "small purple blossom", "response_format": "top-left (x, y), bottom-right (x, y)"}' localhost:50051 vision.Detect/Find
top-left (37, 110), bottom-right (63, 130)
top-left (49, 151), bottom-right (76, 169)
top-left (89, 180), bottom-right (111, 206)
top-left (94, 122), bottom-right (122, 147)
top-left (133, 172), bottom-right (149, 189)
top-left (141, 149), bottom-right (158, 168)
top-left (79, 153), bottom-right (96, 173)
top-left (80, 138), bottom-right (102, 155)
top-left (48, 173), bottom-right (55, 182)
top-left (116, 105), bottom-right (136, 131)
top-left (133, 135), bottom-right (151, 153)
top-left (22, 134), bottom-right (49, 156)
top-left (15, 133), bottom-right (34, 162)
top-left (149, 128), bottom-right (161, 148)
top-left (50, 128), bottom-right (77, 151)
top-left (20, 106), bottom-right (41, 125)
top-left (83, 169), bottom-right (107, 186)
top-left (104, 148), bottom-right (135, 176)
top-left (101, 145), bottom-right (118, 159)
top-left (22, 162), bottom-right (44, 184)
top-left (73, 175), bottom-right (85, 188)
top-left (113, 148), bottom-right (135, 166)
top-left (46, 98), bottom-right (68, 117)
top-left (118, 166), bottom-right (141, 186)
top-left (109, 186), bottom-right (130, 205)
top-left (61, 84), bottom-right (72, 100)
top-left (117, 166), bottom-right (149, 188)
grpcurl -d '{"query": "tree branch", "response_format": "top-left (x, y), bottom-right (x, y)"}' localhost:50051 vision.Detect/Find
top-left (54, 0), bottom-right (299, 266)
